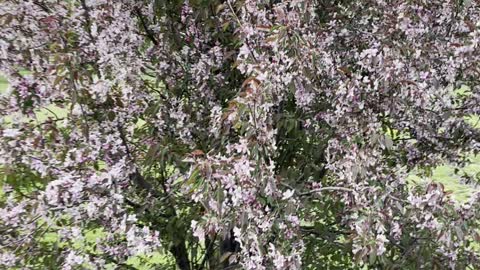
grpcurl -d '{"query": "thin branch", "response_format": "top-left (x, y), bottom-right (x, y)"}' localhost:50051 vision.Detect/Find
top-left (300, 186), bottom-right (354, 196)
top-left (32, 1), bottom-right (51, 13)
top-left (116, 124), bottom-right (160, 196)
top-left (134, 7), bottom-right (159, 46)
top-left (226, 0), bottom-right (243, 29)
top-left (80, 0), bottom-right (96, 41)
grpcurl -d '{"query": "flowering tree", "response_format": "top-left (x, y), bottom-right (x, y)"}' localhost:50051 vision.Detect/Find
top-left (1, 0), bottom-right (480, 269)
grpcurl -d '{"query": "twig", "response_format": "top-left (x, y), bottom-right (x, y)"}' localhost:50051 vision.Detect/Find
top-left (134, 7), bottom-right (159, 46)
top-left (300, 186), bottom-right (354, 196)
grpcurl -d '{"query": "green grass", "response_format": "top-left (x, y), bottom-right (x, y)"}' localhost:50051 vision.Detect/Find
top-left (0, 77), bottom-right (8, 93)
top-left (432, 155), bottom-right (480, 201)
top-left (467, 114), bottom-right (480, 128)
top-left (407, 156), bottom-right (480, 202)
top-left (1, 73), bottom-right (68, 125)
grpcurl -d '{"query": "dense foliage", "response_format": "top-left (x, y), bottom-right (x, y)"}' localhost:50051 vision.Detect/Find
top-left (1, 0), bottom-right (480, 269)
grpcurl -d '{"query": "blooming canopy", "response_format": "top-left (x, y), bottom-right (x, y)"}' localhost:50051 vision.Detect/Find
top-left (0, 0), bottom-right (480, 269)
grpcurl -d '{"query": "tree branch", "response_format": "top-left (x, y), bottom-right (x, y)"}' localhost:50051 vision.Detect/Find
top-left (300, 186), bottom-right (354, 196)
top-left (134, 7), bottom-right (159, 46)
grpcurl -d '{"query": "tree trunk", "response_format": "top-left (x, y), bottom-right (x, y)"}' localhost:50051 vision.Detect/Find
top-left (170, 241), bottom-right (191, 270)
